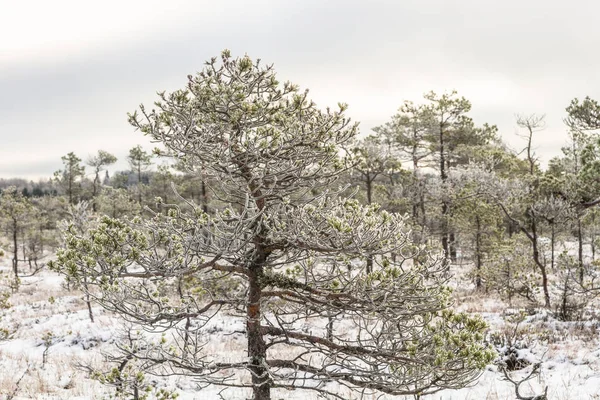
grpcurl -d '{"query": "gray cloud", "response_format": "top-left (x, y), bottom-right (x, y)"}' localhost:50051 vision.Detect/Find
top-left (2, 0), bottom-right (599, 178)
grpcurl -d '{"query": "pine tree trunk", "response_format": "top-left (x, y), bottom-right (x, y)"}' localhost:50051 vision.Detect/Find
top-left (201, 179), bottom-right (208, 214)
top-left (550, 222), bottom-right (555, 271)
top-left (83, 274), bottom-right (94, 323)
top-left (177, 277), bottom-right (191, 359)
top-left (92, 173), bottom-right (99, 212)
top-left (247, 264), bottom-right (270, 400)
top-left (530, 217), bottom-right (550, 307)
top-left (366, 176), bottom-right (373, 274)
top-left (450, 231), bottom-right (457, 262)
top-left (68, 176), bottom-right (73, 205)
top-left (577, 217), bottom-right (584, 282)
top-left (12, 218), bottom-right (19, 290)
top-left (366, 175), bottom-right (372, 205)
top-left (439, 123), bottom-right (450, 262)
top-left (441, 202), bottom-right (450, 261)
top-left (412, 165), bottom-right (419, 224)
top-left (475, 216), bottom-right (482, 290)
top-left (591, 213), bottom-right (596, 260)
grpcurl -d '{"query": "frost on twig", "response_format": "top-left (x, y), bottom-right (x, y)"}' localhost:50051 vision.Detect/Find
top-left (50, 50), bottom-right (495, 399)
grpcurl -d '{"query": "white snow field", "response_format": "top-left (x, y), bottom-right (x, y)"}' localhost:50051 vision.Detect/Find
top-left (1, 257), bottom-right (600, 400)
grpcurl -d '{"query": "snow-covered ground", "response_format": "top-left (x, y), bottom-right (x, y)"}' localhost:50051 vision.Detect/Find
top-left (1, 258), bottom-right (600, 399)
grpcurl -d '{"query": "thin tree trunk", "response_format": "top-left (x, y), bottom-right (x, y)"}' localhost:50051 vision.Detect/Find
top-left (21, 231), bottom-right (26, 268)
top-left (412, 161), bottom-right (419, 223)
top-left (177, 278), bottom-right (191, 359)
top-left (560, 269), bottom-right (569, 321)
top-left (39, 225), bottom-right (44, 254)
top-left (12, 219), bottom-right (19, 291)
top-left (441, 202), bottom-right (450, 261)
top-left (365, 177), bottom-right (374, 274)
top-left (92, 172), bottom-right (99, 212)
top-left (506, 259), bottom-right (513, 308)
top-left (137, 166), bottom-right (142, 205)
top-left (201, 179), bottom-right (208, 214)
top-left (449, 231), bottom-right (457, 262)
top-left (439, 121), bottom-right (450, 262)
top-left (366, 175), bottom-right (372, 205)
top-left (68, 176), bottom-right (73, 204)
top-left (326, 312), bottom-right (334, 342)
top-left (527, 131), bottom-right (534, 175)
top-left (530, 217), bottom-right (550, 307)
top-left (591, 214), bottom-right (596, 260)
top-left (577, 217), bottom-right (584, 282)
top-left (420, 187), bottom-right (426, 230)
top-left (592, 213), bottom-right (596, 260)
top-left (550, 222), bottom-right (555, 271)
top-left (475, 215), bottom-right (482, 290)
top-left (83, 274), bottom-right (94, 323)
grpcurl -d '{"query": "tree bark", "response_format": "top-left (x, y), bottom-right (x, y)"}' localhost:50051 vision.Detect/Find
top-left (441, 203), bottom-right (450, 261)
top-left (449, 231), bottom-right (457, 262)
top-left (439, 120), bottom-right (450, 262)
top-left (83, 274), bottom-right (94, 323)
top-left (412, 161), bottom-right (419, 223)
top-left (137, 165), bottom-right (142, 204)
top-left (68, 173), bottom-right (73, 204)
top-left (475, 216), bottom-right (482, 290)
top-left (365, 174), bottom-right (373, 205)
top-left (92, 171), bottom-right (99, 212)
top-left (530, 216), bottom-right (550, 307)
top-left (550, 222), bottom-right (555, 271)
top-left (244, 169), bottom-right (272, 400)
top-left (591, 214), bottom-right (596, 259)
top-left (247, 262), bottom-right (270, 399)
top-left (366, 175), bottom-right (374, 274)
top-left (577, 217), bottom-right (584, 282)
top-left (12, 218), bottom-right (18, 290)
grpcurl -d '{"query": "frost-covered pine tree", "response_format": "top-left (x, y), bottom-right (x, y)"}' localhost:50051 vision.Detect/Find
top-left (51, 51), bottom-right (494, 399)
top-left (0, 258), bottom-right (10, 341)
top-left (0, 186), bottom-right (35, 290)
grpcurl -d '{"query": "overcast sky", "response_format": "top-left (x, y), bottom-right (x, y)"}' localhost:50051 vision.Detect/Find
top-left (1, 0), bottom-right (599, 180)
